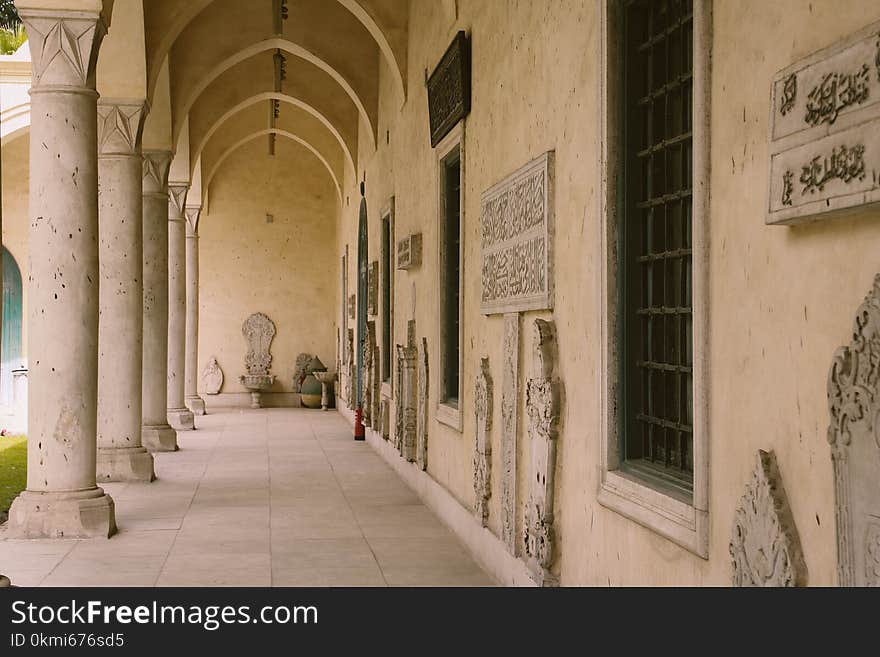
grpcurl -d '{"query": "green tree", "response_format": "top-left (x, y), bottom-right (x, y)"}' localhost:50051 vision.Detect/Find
top-left (0, 0), bottom-right (24, 55)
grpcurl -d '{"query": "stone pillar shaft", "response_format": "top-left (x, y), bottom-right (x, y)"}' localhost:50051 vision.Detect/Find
top-left (167, 184), bottom-right (194, 430)
top-left (7, 9), bottom-right (116, 538)
top-left (142, 151), bottom-right (177, 452)
top-left (184, 208), bottom-right (206, 416)
top-left (96, 100), bottom-right (154, 482)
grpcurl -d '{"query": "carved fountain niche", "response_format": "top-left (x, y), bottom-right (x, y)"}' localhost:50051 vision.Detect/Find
top-left (239, 312), bottom-right (276, 409)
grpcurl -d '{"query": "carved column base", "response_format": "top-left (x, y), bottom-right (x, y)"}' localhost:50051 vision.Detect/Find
top-left (97, 447), bottom-right (155, 483)
top-left (185, 395), bottom-right (206, 416)
top-left (6, 489), bottom-right (116, 539)
top-left (142, 425), bottom-right (178, 452)
top-left (167, 408), bottom-right (195, 431)
top-left (249, 392), bottom-right (263, 409)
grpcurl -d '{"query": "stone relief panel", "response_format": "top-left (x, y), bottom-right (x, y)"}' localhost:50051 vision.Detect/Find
top-left (730, 450), bottom-right (808, 587)
top-left (523, 319), bottom-right (561, 587)
top-left (368, 261), bottom-right (379, 316)
top-left (242, 313), bottom-right (275, 375)
top-left (474, 357), bottom-right (493, 528)
top-left (417, 338), bottom-right (429, 471)
top-left (395, 321), bottom-right (418, 461)
top-left (768, 20), bottom-right (880, 224)
top-left (371, 345), bottom-right (381, 431)
top-left (828, 273), bottom-right (880, 586)
top-left (202, 357), bottom-right (224, 396)
top-left (427, 30), bottom-right (471, 148)
top-left (346, 329), bottom-right (355, 410)
top-left (501, 313), bottom-right (520, 553)
top-left (381, 398), bottom-right (391, 441)
top-left (363, 321), bottom-right (376, 427)
top-left (480, 152), bottom-right (555, 315)
top-left (348, 295), bottom-right (356, 320)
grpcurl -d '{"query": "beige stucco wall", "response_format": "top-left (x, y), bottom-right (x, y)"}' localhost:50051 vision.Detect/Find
top-left (199, 136), bottom-right (338, 398)
top-left (2, 134), bottom-right (29, 361)
top-left (336, 0), bottom-right (880, 586)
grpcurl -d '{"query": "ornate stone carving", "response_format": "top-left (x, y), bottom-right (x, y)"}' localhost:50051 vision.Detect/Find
top-left (523, 319), bottom-right (561, 587)
top-left (142, 151), bottom-right (172, 196)
top-left (397, 233), bottom-right (423, 270)
top-left (368, 261), bottom-right (379, 316)
top-left (363, 321), bottom-right (376, 427)
top-left (396, 321), bottom-right (418, 461)
top-left (828, 273), bottom-right (880, 586)
top-left (241, 313), bottom-right (276, 375)
top-left (417, 337), bottom-right (429, 471)
top-left (346, 329), bottom-right (355, 410)
top-left (769, 20), bottom-right (880, 225)
top-left (202, 357), bottom-right (224, 396)
top-left (480, 152), bottom-right (555, 315)
top-left (372, 345), bottom-right (381, 430)
top-left (427, 30), bottom-right (471, 148)
top-left (730, 450), bottom-right (808, 587)
top-left (474, 357), bottom-right (493, 527)
top-left (293, 353), bottom-right (313, 393)
top-left (501, 313), bottom-right (520, 552)
top-left (22, 13), bottom-right (105, 88)
top-left (97, 101), bottom-right (145, 157)
top-left (381, 398), bottom-right (391, 441)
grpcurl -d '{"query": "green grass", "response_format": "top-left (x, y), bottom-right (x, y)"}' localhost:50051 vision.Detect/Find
top-left (0, 435), bottom-right (26, 514)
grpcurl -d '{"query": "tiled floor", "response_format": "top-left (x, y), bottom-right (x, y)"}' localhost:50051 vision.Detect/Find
top-left (0, 408), bottom-right (494, 587)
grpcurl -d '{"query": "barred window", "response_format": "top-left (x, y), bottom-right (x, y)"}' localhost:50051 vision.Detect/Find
top-left (621, 0), bottom-right (694, 493)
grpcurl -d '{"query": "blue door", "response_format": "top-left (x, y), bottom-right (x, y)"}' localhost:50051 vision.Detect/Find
top-left (1, 247), bottom-right (23, 407)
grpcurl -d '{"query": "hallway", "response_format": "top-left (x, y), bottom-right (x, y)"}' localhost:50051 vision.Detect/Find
top-left (0, 409), bottom-right (494, 587)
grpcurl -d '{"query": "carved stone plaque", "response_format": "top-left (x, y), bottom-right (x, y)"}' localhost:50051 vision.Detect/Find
top-left (474, 358), bottom-right (493, 528)
top-left (396, 321), bottom-right (418, 461)
top-left (368, 261), bottom-right (379, 316)
top-left (348, 294), bottom-right (356, 320)
top-left (523, 320), bottom-right (561, 587)
top-left (501, 313), bottom-right (520, 553)
top-left (828, 273), bottom-right (880, 586)
top-left (480, 152), bottom-right (555, 314)
top-left (417, 337), bottom-right (429, 471)
top-left (397, 233), bottom-right (422, 270)
top-left (768, 22), bottom-right (880, 225)
top-left (427, 30), bottom-right (471, 148)
top-left (730, 450), bottom-right (807, 587)
top-left (202, 357), bottom-right (224, 395)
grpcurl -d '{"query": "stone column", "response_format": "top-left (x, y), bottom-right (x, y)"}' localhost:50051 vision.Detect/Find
top-left (96, 100), bottom-right (154, 482)
top-left (184, 206), bottom-right (206, 416)
top-left (167, 184), bottom-right (195, 430)
top-left (141, 151), bottom-right (178, 452)
top-left (6, 9), bottom-right (116, 538)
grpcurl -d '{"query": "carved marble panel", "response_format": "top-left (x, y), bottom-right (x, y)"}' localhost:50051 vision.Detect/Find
top-left (768, 20), bottom-right (880, 224)
top-left (730, 450), bottom-right (807, 587)
top-left (474, 358), bottom-right (493, 528)
top-left (242, 313), bottom-right (276, 375)
top-left (346, 329), bottom-right (355, 410)
top-left (396, 321), bottom-right (418, 461)
top-left (363, 321), bottom-right (376, 427)
top-left (397, 233), bottom-right (423, 270)
top-left (828, 273), bottom-right (880, 586)
top-left (202, 357), bottom-right (224, 396)
top-left (523, 320), bottom-right (561, 587)
top-left (501, 313), bottom-right (520, 553)
top-left (480, 152), bottom-right (555, 314)
top-left (417, 337), bottom-right (429, 471)
top-left (368, 261), bottom-right (379, 316)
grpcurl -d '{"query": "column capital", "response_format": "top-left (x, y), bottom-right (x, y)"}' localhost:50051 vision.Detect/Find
top-left (185, 206), bottom-right (201, 237)
top-left (142, 150), bottom-right (171, 197)
top-left (168, 183), bottom-right (190, 221)
top-left (97, 99), bottom-right (146, 157)
top-left (19, 9), bottom-right (106, 92)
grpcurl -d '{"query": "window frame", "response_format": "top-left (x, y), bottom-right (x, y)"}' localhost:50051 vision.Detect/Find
top-left (597, 0), bottom-right (711, 558)
top-left (380, 197), bottom-right (395, 398)
top-left (435, 121), bottom-right (465, 432)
